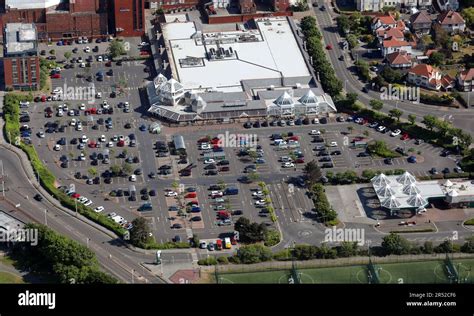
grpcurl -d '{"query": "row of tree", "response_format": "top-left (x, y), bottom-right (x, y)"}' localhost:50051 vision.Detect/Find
top-left (10, 224), bottom-right (117, 283)
top-left (300, 16), bottom-right (342, 97)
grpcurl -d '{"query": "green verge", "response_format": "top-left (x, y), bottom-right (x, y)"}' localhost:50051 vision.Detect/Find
top-left (2, 93), bottom-right (126, 238)
top-left (464, 219), bottom-right (474, 226)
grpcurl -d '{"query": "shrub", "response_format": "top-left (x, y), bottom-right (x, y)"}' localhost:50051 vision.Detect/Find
top-left (198, 257), bottom-right (218, 266)
top-left (264, 229), bottom-right (281, 247)
top-left (217, 256), bottom-right (229, 264)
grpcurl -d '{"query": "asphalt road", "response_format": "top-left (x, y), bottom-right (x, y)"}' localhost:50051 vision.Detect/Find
top-left (0, 143), bottom-right (165, 283)
top-left (314, 1), bottom-right (474, 136)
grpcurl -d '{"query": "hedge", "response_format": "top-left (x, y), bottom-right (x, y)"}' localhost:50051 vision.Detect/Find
top-left (465, 219), bottom-right (474, 225)
top-left (141, 241), bottom-right (191, 250)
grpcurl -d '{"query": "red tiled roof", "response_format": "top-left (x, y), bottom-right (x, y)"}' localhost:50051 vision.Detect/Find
top-left (459, 69), bottom-right (474, 81)
top-left (441, 75), bottom-right (455, 88)
top-left (386, 51), bottom-right (411, 65)
top-left (438, 10), bottom-right (465, 25)
top-left (410, 11), bottom-right (432, 24)
top-left (425, 49), bottom-right (438, 57)
top-left (383, 38), bottom-right (410, 48)
top-left (373, 14), bottom-right (397, 26)
top-left (378, 27), bottom-right (404, 38)
top-left (409, 64), bottom-right (439, 77)
top-left (395, 20), bottom-right (406, 31)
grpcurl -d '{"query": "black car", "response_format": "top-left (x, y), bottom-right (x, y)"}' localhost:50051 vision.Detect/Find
top-left (384, 158), bottom-right (394, 165)
top-left (243, 122), bottom-right (252, 129)
top-left (204, 164), bottom-right (217, 170)
top-left (430, 167), bottom-right (438, 174)
top-left (319, 157), bottom-right (331, 162)
top-left (442, 167), bottom-right (450, 174)
top-left (232, 210), bottom-right (243, 216)
top-left (253, 121), bottom-right (261, 128)
top-left (357, 152), bottom-right (370, 157)
top-left (172, 224), bottom-right (182, 229)
top-left (331, 150), bottom-right (341, 155)
top-left (206, 170), bottom-right (218, 176)
top-left (362, 87), bottom-right (369, 93)
top-left (149, 190), bottom-right (156, 196)
top-left (218, 160), bottom-right (230, 166)
top-left (191, 216), bottom-right (202, 222)
top-left (34, 194), bottom-right (43, 201)
top-left (321, 163), bottom-right (334, 168)
top-left (440, 149), bottom-right (450, 157)
top-left (116, 60), bottom-right (123, 66)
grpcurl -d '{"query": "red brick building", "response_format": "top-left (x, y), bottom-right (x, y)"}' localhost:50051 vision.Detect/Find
top-left (0, 0), bottom-right (109, 41)
top-left (3, 23), bottom-right (40, 90)
top-left (111, 0), bottom-right (145, 37)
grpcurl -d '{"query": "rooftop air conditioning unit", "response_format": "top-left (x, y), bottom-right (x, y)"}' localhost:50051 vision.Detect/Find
top-left (295, 83), bottom-right (301, 89)
top-left (269, 85), bottom-right (275, 90)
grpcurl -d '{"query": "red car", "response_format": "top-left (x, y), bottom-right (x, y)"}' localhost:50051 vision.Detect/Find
top-left (139, 51), bottom-right (150, 56)
top-left (117, 140), bottom-right (125, 147)
top-left (105, 61), bottom-right (112, 67)
top-left (219, 166), bottom-right (230, 172)
top-left (41, 95), bottom-right (47, 102)
top-left (287, 136), bottom-right (299, 141)
top-left (51, 73), bottom-right (61, 79)
top-left (296, 158), bottom-right (305, 164)
top-left (401, 133), bottom-right (410, 141)
top-left (71, 193), bottom-right (80, 199)
top-left (326, 44), bottom-right (333, 50)
top-left (88, 141), bottom-right (97, 148)
top-left (185, 192), bottom-right (197, 199)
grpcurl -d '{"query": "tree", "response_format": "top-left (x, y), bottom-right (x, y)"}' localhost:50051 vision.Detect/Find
top-left (110, 165), bottom-right (121, 177)
top-left (234, 217), bottom-right (267, 244)
top-left (87, 167), bottom-right (97, 177)
top-left (107, 40), bottom-right (126, 59)
top-left (337, 242), bottom-right (359, 257)
top-left (236, 244), bottom-right (272, 264)
top-left (381, 233), bottom-right (411, 255)
top-left (408, 114), bottom-right (416, 125)
top-left (422, 115), bottom-right (438, 131)
top-left (369, 99), bottom-right (383, 111)
top-left (121, 163), bottom-right (133, 176)
top-left (130, 217), bottom-right (152, 247)
top-left (388, 108), bottom-right (403, 121)
top-left (248, 171), bottom-right (260, 182)
top-left (461, 236), bottom-right (474, 253)
top-left (347, 92), bottom-right (358, 105)
top-left (429, 51), bottom-right (445, 66)
top-left (303, 160), bottom-right (322, 186)
top-left (434, 239), bottom-right (453, 253)
top-left (64, 51), bottom-right (72, 60)
top-left (422, 241), bottom-right (434, 254)
top-left (432, 24), bottom-right (450, 49)
top-left (336, 15), bottom-right (350, 35)
top-left (380, 66), bottom-right (404, 83)
top-left (462, 7), bottom-right (474, 27)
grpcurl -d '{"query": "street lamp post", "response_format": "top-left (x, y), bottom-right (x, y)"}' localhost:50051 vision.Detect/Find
top-left (86, 238), bottom-right (90, 249)
top-left (44, 209), bottom-right (48, 226)
top-left (131, 269), bottom-right (135, 284)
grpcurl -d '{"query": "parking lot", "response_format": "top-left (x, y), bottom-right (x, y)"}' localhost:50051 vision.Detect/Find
top-left (19, 38), bottom-right (461, 246)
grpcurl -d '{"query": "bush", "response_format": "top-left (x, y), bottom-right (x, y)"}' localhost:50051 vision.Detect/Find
top-left (273, 249), bottom-right (292, 261)
top-left (217, 256), bottom-right (229, 264)
top-left (198, 257), bottom-right (218, 266)
top-left (236, 244), bottom-right (273, 264)
top-left (264, 229), bottom-right (281, 247)
top-left (420, 93), bottom-right (454, 106)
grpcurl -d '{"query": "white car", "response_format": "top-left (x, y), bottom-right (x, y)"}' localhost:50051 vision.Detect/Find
top-left (204, 158), bottom-right (215, 164)
top-left (118, 135), bottom-right (125, 141)
top-left (70, 119), bottom-right (77, 126)
top-left (255, 200), bottom-right (266, 206)
top-left (108, 212), bottom-right (117, 218)
top-left (68, 110), bottom-right (75, 116)
top-left (96, 92), bottom-right (102, 99)
top-left (129, 175), bottom-right (137, 182)
top-left (84, 200), bottom-right (93, 207)
top-left (391, 129), bottom-right (401, 137)
top-left (282, 162), bottom-right (295, 168)
top-left (166, 191), bottom-right (178, 197)
top-left (99, 135), bottom-right (106, 142)
top-left (52, 88), bottom-right (61, 94)
top-left (81, 135), bottom-right (89, 143)
top-left (84, 47), bottom-right (91, 53)
top-left (329, 141), bottom-right (338, 147)
top-left (79, 153), bottom-right (86, 161)
top-left (94, 206), bottom-right (104, 213)
top-left (79, 62), bottom-right (86, 68)
top-left (211, 191), bottom-right (223, 197)
top-left (310, 130), bottom-right (321, 135)
top-left (312, 118), bottom-right (319, 124)
top-left (377, 126), bottom-right (386, 132)
top-left (97, 56), bottom-right (103, 62)
top-left (252, 191), bottom-right (264, 197)
top-left (79, 104), bottom-right (86, 110)
top-left (76, 123), bottom-right (83, 131)
top-left (57, 110), bottom-right (64, 117)
top-left (37, 131), bottom-right (45, 138)
top-left (78, 197), bottom-right (88, 204)
top-left (112, 216), bottom-right (124, 224)
top-left (107, 141), bottom-right (114, 148)
top-left (53, 144), bottom-right (61, 151)
top-left (214, 198), bottom-right (225, 203)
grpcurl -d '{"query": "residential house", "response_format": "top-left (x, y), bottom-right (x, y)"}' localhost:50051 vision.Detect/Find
top-left (437, 10), bottom-right (465, 33)
top-left (407, 64), bottom-right (442, 90)
top-left (409, 10), bottom-right (432, 34)
top-left (357, 0), bottom-right (383, 11)
top-left (377, 27), bottom-right (405, 44)
top-left (418, 0), bottom-right (432, 8)
top-left (457, 69), bottom-right (474, 92)
top-left (385, 51), bottom-right (413, 68)
top-left (372, 15), bottom-right (397, 32)
top-left (382, 38), bottom-right (412, 57)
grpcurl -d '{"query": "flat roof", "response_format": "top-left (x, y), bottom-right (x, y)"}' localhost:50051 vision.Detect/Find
top-left (0, 211), bottom-right (24, 231)
top-left (162, 17), bottom-right (310, 93)
top-left (4, 23), bottom-right (37, 55)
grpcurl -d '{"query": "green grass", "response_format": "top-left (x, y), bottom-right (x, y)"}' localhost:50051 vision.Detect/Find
top-left (465, 218), bottom-right (474, 225)
top-left (217, 259), bottom-right (474, 284)
top-left (0, 271), bottom-right (24, 284)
